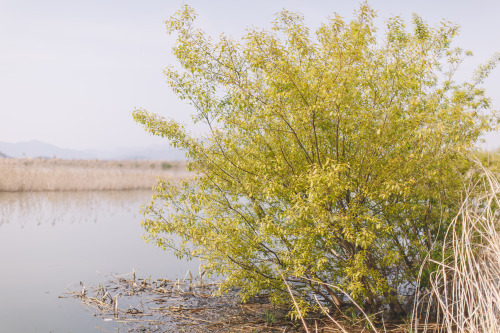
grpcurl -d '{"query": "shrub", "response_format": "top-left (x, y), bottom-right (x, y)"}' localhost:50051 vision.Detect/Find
top-left (133, 4), bottom-right (498, 317)
top-left (161, 162), bottom-right (172, 170)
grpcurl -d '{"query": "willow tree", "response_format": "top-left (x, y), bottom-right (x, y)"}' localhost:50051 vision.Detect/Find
top-left (133, 4), bottom-right (497, 317)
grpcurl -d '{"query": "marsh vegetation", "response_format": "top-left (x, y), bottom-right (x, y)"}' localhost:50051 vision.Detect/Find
top-left (0, 158), bottom-right (190, 191)
top-left (3, 2), bottom-right (500, 332)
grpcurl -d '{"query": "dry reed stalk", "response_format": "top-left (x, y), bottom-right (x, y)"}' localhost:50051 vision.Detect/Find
top-left (412, 164), bottom-right (500, 333)
top-left (308, 278), bottom-right (381, 333)
top-left (280, 272), bottom-right (311, 333)
top-left (0, 158), bottom-right (192, 191)
top-left (279, 272), bottom-right (382, 333)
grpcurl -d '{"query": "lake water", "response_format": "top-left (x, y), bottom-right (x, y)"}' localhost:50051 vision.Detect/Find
top-left (0, 190), bottom-right (198, 332)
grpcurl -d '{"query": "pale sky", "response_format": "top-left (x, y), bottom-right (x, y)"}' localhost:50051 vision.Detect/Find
top-left (1, 0), bottom-right (499, 150)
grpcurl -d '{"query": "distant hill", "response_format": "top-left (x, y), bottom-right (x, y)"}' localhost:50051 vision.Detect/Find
top-left (0, 140), bottom-right (186, 161)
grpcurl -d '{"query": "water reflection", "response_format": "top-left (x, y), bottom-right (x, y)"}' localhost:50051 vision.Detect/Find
top-left (0, 190), bottom-right (198, 333)
top-left (0, 190), bottom-right (150, 227)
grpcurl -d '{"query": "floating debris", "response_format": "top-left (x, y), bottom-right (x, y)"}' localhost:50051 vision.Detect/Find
top-left (62, 271), bottom-right (305, 332)
top-left (63, 271), bottom-right (415, 332)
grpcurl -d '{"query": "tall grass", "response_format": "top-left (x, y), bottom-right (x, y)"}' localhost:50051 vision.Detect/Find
top-left (413, 165), bottom-right (500, 333)
top-left (0, 158), bottom-right (191, 192)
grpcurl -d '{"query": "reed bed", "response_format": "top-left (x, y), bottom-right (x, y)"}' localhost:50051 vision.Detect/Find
top-left (0, 158), bottom-right (191, 192)
top-left (413, 166), bottom-right (500, 333)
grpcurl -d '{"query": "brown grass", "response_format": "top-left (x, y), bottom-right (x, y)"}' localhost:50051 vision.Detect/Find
top-left (0, 158), bottom-right (192, 192)
top-left (412, 164), bottom-right (500, 333)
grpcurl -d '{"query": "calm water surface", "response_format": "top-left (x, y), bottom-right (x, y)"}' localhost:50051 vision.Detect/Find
top-left (0, 190), bottom-right (198, 332)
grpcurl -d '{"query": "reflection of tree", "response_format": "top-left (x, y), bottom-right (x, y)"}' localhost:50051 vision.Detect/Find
top-left (0, 190), bottom-right (152, 227)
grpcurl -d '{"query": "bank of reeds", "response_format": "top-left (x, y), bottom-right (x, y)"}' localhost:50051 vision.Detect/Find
top-left (412, 165), bottom-right (500, 333)
top-left (0, 158), bottom-right (191, 192)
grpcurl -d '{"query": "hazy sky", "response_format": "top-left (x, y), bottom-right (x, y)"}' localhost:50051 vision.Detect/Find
top-left (1, 0), bottom-right (499, 150)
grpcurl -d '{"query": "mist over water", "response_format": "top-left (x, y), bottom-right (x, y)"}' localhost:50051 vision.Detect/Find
top-left (0, 190), bottom-right (198, 333)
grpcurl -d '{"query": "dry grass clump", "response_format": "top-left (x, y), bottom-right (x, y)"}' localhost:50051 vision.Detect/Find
top-left (412, 165), bottom-right (500, 333)
top-left (0, 158), bottom-right (191, 192)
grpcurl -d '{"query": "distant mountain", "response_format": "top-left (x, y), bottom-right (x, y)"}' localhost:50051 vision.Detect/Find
top-left (0, 140), bottom-right (93, 159)
top-left (0, 140), bottom-right (186, 161)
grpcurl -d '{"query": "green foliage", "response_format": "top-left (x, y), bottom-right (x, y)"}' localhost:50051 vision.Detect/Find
top-left (133, 4), bottom-right (498, 317)
top-left (161, 162), bottom-right (172, 170)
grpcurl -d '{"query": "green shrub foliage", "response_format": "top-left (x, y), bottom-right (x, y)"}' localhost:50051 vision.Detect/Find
top-left (133, 4), bottom-right (498, 317)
